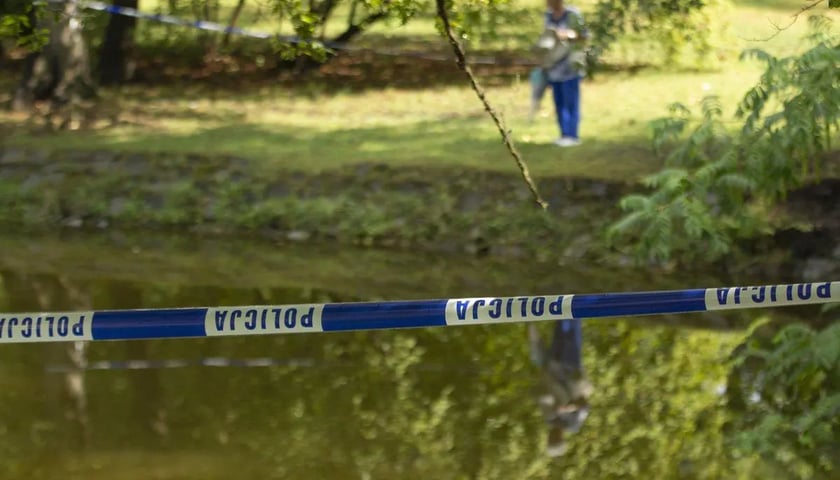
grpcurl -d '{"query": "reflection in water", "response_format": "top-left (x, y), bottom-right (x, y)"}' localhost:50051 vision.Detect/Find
top-left (45, 356), bottom-right (318, 372)
top-left (5, 271), bottom-right (94, 447)
top-left (64, 341), bottom-right (90, 446)
top-left (0, 234), bottom-right (811, 479)
top-left (529, 321), bottom-right (592, 457)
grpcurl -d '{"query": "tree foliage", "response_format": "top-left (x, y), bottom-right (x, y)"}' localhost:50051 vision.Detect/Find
top-left (726, 319), bottom-right (840, 479)
top-left (608, 15), bottom-right (840, 264)
top-left (0, 1), bottom-right (47, 50)
top-left (587, 0), bottom-right (733, 69)
top-left (148, 0), bottom-right (524, 62)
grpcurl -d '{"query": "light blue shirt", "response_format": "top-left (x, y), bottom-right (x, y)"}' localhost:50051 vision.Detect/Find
top-left (543, 7), bottom-right (588, 82)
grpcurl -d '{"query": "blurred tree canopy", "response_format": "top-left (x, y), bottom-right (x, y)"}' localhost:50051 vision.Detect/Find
top-left (588, 0), bottom-right (734, 69)
top-left (0, 0), bottom-right (47, 50)
top-left (0, 0), bottom-right (745, 100)
top-left (2, 1), bottom-right (838, 126)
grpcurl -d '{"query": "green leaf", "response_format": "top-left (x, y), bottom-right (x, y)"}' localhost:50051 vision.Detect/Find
top-left (813, 323), bottom-right (840, 369)
top-left (618, 194), bottom-right (653, 211)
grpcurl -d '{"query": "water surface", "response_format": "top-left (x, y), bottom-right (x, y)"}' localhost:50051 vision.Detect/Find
top-left (0, 231), bottom-right (796, 479)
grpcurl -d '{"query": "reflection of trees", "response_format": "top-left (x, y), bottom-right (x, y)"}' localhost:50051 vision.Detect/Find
top-left (0, 270), bottom-right (48, 475)
top-left (55, 276), bottom-right (92, 447)
top-left (101, 322), bottom-right (749, 479)
top-left (157, 328), bottom-right (550, 479)
top-left (549, 321), bottom-right (746, 478)
top-left (108, 281), bottom-right (169, 443)
top-left (0, 270), bottom-right (831, 478)
top-left (725, 319), bottom-right (840, 479)
top-left (1, 271), bottom-right (92, 446)
top-left (0, 270), bottom-right (93, 478)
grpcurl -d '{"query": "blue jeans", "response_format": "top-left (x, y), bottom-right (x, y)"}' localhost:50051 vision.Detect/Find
top-left (551, 77), bottom-right (581, 139)
top-left (550, 319), bottom-right (583, 372)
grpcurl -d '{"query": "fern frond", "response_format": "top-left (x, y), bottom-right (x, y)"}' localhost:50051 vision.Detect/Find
top-left (701, 95), bottom-right (723, 120)
top-left (607, 210), bottom-right (649, 239)
top-left (618, 194), bottom-right (653, 212)
top-left (642, 168), bottom-right (689, 189)
top-left (739, 48), bottom-right (776, 65)
top-left (715, 173), bottom-right (756, 192)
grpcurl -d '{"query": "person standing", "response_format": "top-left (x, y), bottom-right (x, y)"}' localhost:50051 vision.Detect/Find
top-left (542, 0), bottom-right (588, 147)
top-left (528, 320), bottom-right (592, 457)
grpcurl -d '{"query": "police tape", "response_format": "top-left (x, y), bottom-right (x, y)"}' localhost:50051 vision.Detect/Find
top-left (0, 281), bottom-right (836, 344)
top-left (63, 0), bottom-right (535, 66)
top-left (79, 0), bottom-right (279, 41)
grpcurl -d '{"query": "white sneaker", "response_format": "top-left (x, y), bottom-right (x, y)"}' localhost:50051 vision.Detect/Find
top-left (554, 137), bottom-right (581, 147)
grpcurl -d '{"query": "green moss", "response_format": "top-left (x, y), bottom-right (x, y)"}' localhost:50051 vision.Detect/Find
top-left (0, 149), bottom-right (624, 263)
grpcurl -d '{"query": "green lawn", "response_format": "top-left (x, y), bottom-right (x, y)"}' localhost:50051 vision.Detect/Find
top-left (1, 1), bottom-right (837, 182)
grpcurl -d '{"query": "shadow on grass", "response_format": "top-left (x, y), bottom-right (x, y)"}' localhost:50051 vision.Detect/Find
top-left (1, 43), bottom-right (538, 109)
top-left (129, 52), bottom-right (536, 99)
top-left (51, 30), bottom-right (539, 98)
top-left (5, 119), bottom-right (661, 181)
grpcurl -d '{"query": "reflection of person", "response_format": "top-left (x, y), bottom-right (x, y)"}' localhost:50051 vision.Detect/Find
top-left (528, 320), bottom-right (592, 457)
top-left (539, 0), bottom-right (589, 147)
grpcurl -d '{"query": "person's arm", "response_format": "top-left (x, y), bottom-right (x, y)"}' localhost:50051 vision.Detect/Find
top-left (554, 28), bottom-right (577, 40)
top-left (555, 10), bottom-right (588, 42)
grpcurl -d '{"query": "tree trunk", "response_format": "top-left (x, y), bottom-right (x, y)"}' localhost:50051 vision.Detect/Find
top-left (221, 0), bottom-right (247, 48)
top-left (330, 10), bottom-right (387, 45)
top-left (12, 0), bottom-right (95, 113)
top-left (98, 0), bottom-right (138, 85)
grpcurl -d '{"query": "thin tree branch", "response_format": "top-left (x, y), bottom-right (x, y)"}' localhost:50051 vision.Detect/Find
top-left (434, 0), bottom-right (548, 210)
top-left (348, 0), bottom-right (359, 27)
top-left (330, 11), bottom-right (387, 44)
top-left (222, 0), bottom-right (247, 47)
top-left (741, 0), bottom-right (823, 42)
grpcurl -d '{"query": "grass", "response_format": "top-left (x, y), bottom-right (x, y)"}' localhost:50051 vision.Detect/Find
top-left (1, 1), bottom-right (838, 182)
top-left (0, 62), bottom-right (772, 180)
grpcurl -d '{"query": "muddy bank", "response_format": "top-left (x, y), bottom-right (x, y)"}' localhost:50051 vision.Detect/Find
top-left (0, 146), bottom-right (837, 280)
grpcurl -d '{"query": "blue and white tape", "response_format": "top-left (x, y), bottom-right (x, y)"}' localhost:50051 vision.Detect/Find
top-left (81, 1), bottom-right (279, 40)
top-left (0, 281), bottom-right (836, 344)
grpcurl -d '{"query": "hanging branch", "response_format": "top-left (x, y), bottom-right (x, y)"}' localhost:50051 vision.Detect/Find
top-left (434, 0), bottom-right (548, 210)
top-left (742, 0), bottom-right (823, 42)
top-left (222, 0), bottom-right (247, 47)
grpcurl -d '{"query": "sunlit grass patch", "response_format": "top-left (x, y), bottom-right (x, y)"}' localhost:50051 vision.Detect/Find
top-left (3, 58), bottom-right (771, 181)
top-left (2, 0), bottom-right (837, 183)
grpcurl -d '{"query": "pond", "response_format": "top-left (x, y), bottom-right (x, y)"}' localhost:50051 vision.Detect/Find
top-left (0, 230), bottom-right (807, 479)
